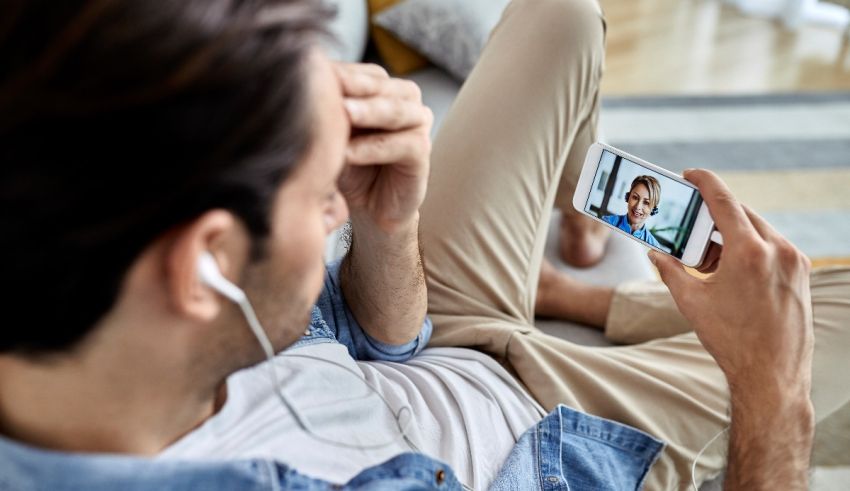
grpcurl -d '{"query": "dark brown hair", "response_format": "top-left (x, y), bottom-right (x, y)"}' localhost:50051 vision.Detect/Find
top-left (0, 0), bottom-right (332, 355)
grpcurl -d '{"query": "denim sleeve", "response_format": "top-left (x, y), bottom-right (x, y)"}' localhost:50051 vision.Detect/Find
top-left (316, 258), bottom-right (432, 362)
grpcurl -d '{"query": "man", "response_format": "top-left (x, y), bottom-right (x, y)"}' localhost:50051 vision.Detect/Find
top-left (1, 1), bottom-right (847, 490)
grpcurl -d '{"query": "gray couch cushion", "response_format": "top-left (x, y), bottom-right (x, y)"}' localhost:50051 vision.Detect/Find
top-left (323, 0), bottom-right (369, 62)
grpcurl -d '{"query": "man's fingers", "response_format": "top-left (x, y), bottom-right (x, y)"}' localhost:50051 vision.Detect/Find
top-left (344, 98), bottom-right (431, 131)
top-left (334, 63), bottom-right (425, 102)
top-left (696, 242), bottom-right (722, 274)
top-left (342, 78), bottom-right (421, 102)
top-left (335, 62), bottom-right (389, 80)
top-left (335, 63), bottom-right (385, 97)
top-left (346, 130), bottom-right (430, 166)
top-left (741, 204), bottom-right (780, 241)
top-left (379, 78), bottom-right (422, 102)
top-left (649, 250), bottom-right (698, 308)
top-left (337, 72), bottom-right (382, 97)
top-left (336, 62), bottom-right (422, 100)
top-left (683, 169), bottom-right (755, 243)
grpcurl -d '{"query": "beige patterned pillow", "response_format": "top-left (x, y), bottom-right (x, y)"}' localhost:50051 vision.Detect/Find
top-left (374, 0), bottom-right (510, 80)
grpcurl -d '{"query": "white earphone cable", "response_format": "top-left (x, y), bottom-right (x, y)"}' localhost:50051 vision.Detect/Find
top-left (200, 251), bottom-right (480, 489)
top-left (691, 425), bottom-right (729, 491)
top-left (238, 296), bottom-right (475, 490)
top-left (236, 297), bottom-right (415, 450)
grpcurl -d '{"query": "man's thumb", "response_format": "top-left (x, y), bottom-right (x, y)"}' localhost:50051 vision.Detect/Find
top-left (648, 250), bottom-right (693, 294)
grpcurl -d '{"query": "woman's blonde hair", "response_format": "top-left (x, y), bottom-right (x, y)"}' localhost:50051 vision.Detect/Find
top-left (629, 175), bottom-right (662, 209)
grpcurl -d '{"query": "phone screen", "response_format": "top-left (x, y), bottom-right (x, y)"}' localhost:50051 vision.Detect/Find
top-left (584, 149), bottom-right (703, 259)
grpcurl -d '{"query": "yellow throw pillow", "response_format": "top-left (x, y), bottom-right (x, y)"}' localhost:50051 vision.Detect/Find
top-left (367, 0), bottom-right (428, 75)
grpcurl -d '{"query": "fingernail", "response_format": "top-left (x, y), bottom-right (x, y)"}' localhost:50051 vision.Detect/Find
top-left (647, 250), bottom-right (657, 265)
top-left (344, 99), bottom-right (362, 120)
top-left (683, 168), bottom-right (695, 174)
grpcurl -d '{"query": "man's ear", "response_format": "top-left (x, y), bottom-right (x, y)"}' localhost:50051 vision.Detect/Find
top-left (166, 210), bottom-right (251, 322)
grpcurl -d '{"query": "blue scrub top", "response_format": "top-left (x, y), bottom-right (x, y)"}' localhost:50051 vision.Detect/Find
top-left (602, 214), bottom-right (661, 248)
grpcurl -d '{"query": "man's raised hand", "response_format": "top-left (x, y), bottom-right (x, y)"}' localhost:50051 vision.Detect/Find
top-left (334, 62), bottom-right (433, 236)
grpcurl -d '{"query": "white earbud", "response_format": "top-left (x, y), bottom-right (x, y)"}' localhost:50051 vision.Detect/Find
top-left (197, 251), bottom-right (272, 357)
top-left (196, 251), bottom-right (317, 434)
top-left (197, 252), bottom-right (246, 303)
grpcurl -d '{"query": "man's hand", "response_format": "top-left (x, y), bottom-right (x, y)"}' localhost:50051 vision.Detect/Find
top-left (335, 62), bottom-right (433, 235)
top-left (334, 63), bottom-right (432, 346)
top-left (650, 169), bottom-right (814, 490)
top-left (651, 169), bottom-right (813, 394)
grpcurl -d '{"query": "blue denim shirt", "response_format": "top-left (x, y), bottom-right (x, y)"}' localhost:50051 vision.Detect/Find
top-left (0, 260), bottom-right (664, 490)
top-left (603, 214), bottom-right (661, 248)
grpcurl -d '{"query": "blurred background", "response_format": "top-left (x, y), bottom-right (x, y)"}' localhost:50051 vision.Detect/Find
top-left (324, 0), bottom-right (850, 268)
top-left (597, 0), bottom-right (850, 273)
top-left (601, 0), bottom-right (849, 95)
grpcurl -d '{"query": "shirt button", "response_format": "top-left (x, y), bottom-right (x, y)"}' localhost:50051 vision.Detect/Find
top-left (435, 469), bottom-right (446, 485)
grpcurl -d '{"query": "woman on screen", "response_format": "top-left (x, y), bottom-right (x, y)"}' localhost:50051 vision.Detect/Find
top-left (603, 175), bottom-right (661, 248)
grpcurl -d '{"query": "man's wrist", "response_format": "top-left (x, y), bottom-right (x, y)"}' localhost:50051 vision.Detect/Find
top-left (728, 369), bottom-right (814, 438)
top-left (341, 211), bottom-right (426, 346)
top-left (725, 381), bottom-right (814, 490)
top-left (349, 212), bottom-right (420, 251)
top-left (727, 368), bottom-right (812, 413)
top-left (730, 389), bottom-right (814, 431)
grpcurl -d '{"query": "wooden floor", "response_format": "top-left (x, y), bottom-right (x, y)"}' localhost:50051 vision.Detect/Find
top-left (598, 0), bottom-right (850, 95)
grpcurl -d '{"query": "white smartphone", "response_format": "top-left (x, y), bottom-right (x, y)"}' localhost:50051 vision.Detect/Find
top-left (573, 142), bottom-right (716, 267)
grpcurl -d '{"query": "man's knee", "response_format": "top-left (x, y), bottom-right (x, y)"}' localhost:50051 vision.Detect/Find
top-left (513, 0), bottom-right (606, 70)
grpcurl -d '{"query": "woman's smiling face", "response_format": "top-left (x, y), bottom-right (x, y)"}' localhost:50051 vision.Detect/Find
top-left (626, 183), bottom-right (652, 229)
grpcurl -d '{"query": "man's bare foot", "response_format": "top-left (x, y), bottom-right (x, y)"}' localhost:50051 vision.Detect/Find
top-left (535, 258), bottom-right (613, 329)
top-left (559, 211), bottom-right (610, 268)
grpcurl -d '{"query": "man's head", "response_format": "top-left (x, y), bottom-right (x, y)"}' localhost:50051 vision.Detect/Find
top-left (625, 175), bottom-right (661, 229)
top-left (0, 0), bottom-right (349, 374)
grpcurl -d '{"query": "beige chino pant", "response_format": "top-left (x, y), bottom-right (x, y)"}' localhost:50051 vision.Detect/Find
top-left (418, 0), bottom-right (850, 489)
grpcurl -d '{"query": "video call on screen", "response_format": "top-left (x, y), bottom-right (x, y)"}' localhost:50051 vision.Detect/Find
top-left (584, 150), bottom-right (703, 259)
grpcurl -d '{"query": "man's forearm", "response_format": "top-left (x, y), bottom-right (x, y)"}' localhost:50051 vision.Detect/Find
top-left (340, 214), bottom-right (427, 346)
top-left (724, 387), bottom-right (815, 490)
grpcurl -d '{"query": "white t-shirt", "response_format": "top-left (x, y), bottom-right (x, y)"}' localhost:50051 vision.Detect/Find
top-left (159, 342), bottom-right (544, 490)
